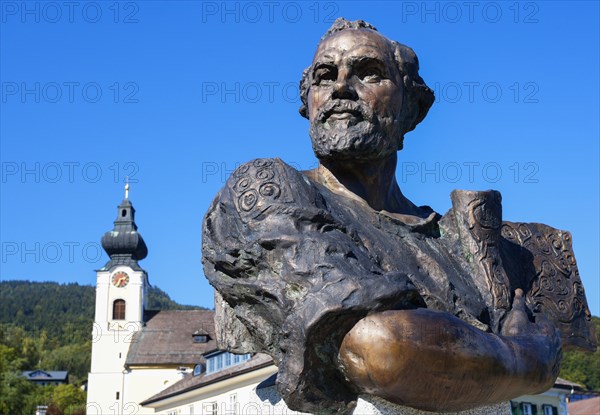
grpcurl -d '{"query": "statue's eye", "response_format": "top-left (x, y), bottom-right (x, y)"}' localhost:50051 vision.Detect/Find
top-left (313, 67), bottom-right (337, 86)
top-left (357, 65), bottom-right (383, 82)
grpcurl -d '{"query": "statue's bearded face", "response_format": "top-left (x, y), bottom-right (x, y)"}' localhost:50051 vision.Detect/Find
top-left (308, 29), bottom-right (404, 162)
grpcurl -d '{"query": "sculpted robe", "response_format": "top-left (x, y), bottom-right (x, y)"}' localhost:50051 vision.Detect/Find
top-left (202, 158), bottom-right (595, 413)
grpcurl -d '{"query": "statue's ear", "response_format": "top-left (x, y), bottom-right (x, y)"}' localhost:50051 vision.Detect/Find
top-left (299, 104), bottom-right (309, 119)
top-left (414, 84), bottom-right (435, 128)
top-left (397, 134), bottom-right (404, 151)
top-left (402, 76), bottom-right (435, 135)
top-left (299, 67), bottom-right (311, 120)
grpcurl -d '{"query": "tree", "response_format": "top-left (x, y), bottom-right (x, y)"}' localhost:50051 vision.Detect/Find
top-left (23, 384), bottom-right (54, 415)
top-left (41, 343), bottom-right (91, 383)
top-left (51, 384), bottom-right (86, 414)
top-left (560, 316), bottom-right (600, 391)
top-left (0, 371), bottom-right (35, 415)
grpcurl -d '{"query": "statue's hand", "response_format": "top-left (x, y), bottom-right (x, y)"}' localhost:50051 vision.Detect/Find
top-left (500, 288), bottom-right (530, 336)
top-left (501, 289), bottom-right (559, 341)
top-left (499, 289), bottom-right (561, 389)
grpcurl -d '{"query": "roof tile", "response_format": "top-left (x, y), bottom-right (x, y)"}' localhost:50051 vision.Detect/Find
top-left (126, 310), bottom-right (217, 366)
top-left (568, 396), bottom-right (600, 415)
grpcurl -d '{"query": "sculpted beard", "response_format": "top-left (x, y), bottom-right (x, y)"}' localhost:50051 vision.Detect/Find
top-left (309, 100), bottom-right (401, 161)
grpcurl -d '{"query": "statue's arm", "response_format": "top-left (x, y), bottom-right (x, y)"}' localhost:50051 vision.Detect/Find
top-left (338, 289), bottom-right (561, 412)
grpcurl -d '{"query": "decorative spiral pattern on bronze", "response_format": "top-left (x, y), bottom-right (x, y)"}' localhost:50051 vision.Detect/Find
top-left (230, 159), bottom-right (289, 215)
top-left (253, 159), bottom-right (273, 168)
top-left (501, 224), bottom-right (516, 241)
top-left (259, 182), bottom-right (281, 199)
top-left (557, 255), bottom-right (573, 274)
top-left (540, 276), bottom-right (553, 291)
top-left (235, 177), bottom-right (251, 193)
top-left (573, 297), bottom-right (583, 314)
top-left (549, 233), bottom-right (563, 254)
top-left (234, 164), bottom-right (250, 177)
top-left (540, 260), bottom-right (554, 277)
top-left (256, 168), bottom-right (275, 181)
top-left (534, 234), bottom-right (551, 255)
top-left (500, 222), bottom-right (593, 348)
top-left (239, 190), bottom-right (259, 211)
top-left (557, 300), bottom-right (568, 312)
top-left (574, 281), bottom-right (584, 296)
top-left (472, 200), bottom-right (501, 230)
top-left (517, 223), bottom-right (532, 241)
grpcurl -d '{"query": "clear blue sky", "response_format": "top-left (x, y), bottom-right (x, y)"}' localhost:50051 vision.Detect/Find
top-left (1, 1), bottom-right (598, 316)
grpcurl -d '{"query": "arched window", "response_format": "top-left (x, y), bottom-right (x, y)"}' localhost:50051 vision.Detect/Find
top-left (113, 299), bottom-right (126, 320)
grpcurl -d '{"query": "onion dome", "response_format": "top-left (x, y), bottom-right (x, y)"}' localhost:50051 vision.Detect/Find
top-left (100, 184), bottom-right (148, 271)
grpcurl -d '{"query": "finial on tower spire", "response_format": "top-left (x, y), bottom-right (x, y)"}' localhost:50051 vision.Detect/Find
top-left (100, 182), bottom-right (148, 271)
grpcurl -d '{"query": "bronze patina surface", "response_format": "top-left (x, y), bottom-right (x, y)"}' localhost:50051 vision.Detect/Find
top-left (202, 18), bottom-right (596, 414)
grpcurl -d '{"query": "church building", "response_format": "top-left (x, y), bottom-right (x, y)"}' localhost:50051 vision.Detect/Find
top-left (86, 186), bottom-right (219, 414)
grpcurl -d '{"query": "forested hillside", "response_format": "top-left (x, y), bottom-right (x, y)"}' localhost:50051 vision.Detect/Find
top-left (0, 280), bottom-right (203, 415)
top-left (0, 280), bottom-right (199, 347)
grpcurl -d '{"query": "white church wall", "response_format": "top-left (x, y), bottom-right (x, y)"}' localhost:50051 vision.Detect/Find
top-left (86, 372), bottom-right (126, 415)
top-left (123, 367), bottom-right (189, 415)
top-left (88, 264), bottom-right (148, 412)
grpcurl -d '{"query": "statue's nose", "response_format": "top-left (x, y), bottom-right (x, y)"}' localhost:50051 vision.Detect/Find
top-left (332, 76), bottom-right (358, 100)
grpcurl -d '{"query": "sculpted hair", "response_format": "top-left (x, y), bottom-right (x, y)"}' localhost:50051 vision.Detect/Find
top-left (299, 18), bottom-right (435, 146)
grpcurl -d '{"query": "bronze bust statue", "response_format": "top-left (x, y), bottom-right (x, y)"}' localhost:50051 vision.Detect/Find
top-left (202, 18), bottom-right (596, 414)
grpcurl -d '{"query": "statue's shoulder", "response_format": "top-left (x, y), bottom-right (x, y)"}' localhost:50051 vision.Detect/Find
top-left (221, 157), bottom-right (312, 218)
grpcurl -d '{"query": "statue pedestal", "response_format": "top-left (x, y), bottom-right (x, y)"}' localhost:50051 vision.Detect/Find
top-left (354, 395), bottom-right (511, 415)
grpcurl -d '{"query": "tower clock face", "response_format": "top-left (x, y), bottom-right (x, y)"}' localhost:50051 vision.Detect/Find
top-left (112, 271), bottom-right (130, 288)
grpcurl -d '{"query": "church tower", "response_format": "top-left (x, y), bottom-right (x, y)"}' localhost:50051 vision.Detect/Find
top-left (87, 184), bottom-right (149, 414)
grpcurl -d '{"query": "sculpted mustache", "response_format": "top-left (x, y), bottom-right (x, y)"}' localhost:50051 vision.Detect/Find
top-left (317, 102), bottom-right (373, 122)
